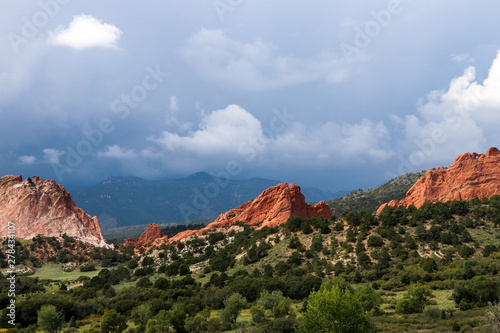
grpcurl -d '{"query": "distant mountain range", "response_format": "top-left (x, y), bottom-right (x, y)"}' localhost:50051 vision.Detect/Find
top-left (71, 172), bottom-right (347, 228)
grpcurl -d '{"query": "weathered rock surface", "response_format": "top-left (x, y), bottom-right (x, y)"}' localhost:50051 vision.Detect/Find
top-left (124, 237), bottom-right (138, 248)
top-left (164, 183), bottom-right (331, 244)
top-left (0, 175), bottom-right (107, 247)
top-left (208, 183), bottom-right (331, 228)
top-left (125, 223), bottom-right (165, 247)
top-left (377, 147), bottom-right (500, 214)
top-left (138, 223), bottom-right (163, 244)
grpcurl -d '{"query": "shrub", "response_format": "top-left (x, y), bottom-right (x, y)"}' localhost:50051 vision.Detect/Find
top-left (420, 257), bottom-right (438, 273)
top-left (142, 256), bottom-right (154, 267)
top-left (220, 293), bottom-right (247, 324)
top-left (311, 235), bottom-right (323, 252)
top-left (80, 263), bottom-right (96, 272)
top-left (256, 290), bottom-right (292, 319)
top-left (334, 222), bottom-right (344, 231)
top-left (301, 222), bottom-right (313, 234)
top-left (300, 285), bottom-right (375, 333)
top-left (208, 232), bottom-right (225, 245)
top-left (483, 244), bottom-right (497, 257)
top-left (253, 317), bottom-right (299, 333)
top-left (395, 283), bottom-right (433, 314)
top-left (288, 236), bottom-right (302, 249)
top-left (367, 235), bottom-right (384, 248)
top-left (37, 305), bottom-right (63, 333)
top-left (354, 285), bottom-right (381, 312)
top-left (136, 277), bottom-right (152, 288)
top-left (423, 307), bottom-right (441, 321)
top-left (250, 304), bottom-right (266, 324)
top-left (452, 276), bottom-right (500, 307)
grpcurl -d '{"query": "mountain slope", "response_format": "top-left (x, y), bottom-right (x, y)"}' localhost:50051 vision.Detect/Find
top-left (73, 173), bottom-right (344, 228)
top-left (327, 171), bottom-right (427, 215)
top-left (101, 219), bottom-right (210, 240)
top-left (73, 173), bottom-right (341, 228)
top-left (302, 188), bottom-right (348, 203)
top-left (72, 173), bottom-right (281, 228)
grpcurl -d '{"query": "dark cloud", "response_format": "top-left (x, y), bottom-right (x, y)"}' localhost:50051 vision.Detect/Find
top-left (1, 1), bottom-right (500, 192)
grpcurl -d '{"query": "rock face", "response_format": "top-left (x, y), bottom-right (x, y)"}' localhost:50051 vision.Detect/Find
top-left (125, 223), bottom-right (165, 247)
top-left (208, 183), bottom-right (331, 228)
top-left (124, 237), bottom-right (138, 248)
top-left (377, 147), bottom-right (500, 214)
top-left (139, 223), bottom-right (163, 244)
top-left (166, 183), bottom-right (331, 244)
top-left (0, 175), bottom-right (107, 247)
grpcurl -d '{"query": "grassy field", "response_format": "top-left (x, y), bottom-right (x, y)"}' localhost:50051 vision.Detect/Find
top-left (114, 280), bottom-right (138, 291)
top-left (32, 263), bottom-right (102, 281)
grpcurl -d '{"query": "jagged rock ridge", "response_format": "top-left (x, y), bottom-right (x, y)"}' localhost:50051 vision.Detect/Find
top-left (0, 175), bottom-right (107, 247)
top-left (129, 183), bottom-right (331, 247)
top-left (205, 183), bottom-right (331, 229)
top-left (377, 147), bottom-right (500, 214)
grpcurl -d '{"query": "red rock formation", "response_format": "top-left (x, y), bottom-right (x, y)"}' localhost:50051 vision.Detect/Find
top-left (124, 237), bottom-right (138, 247)
top-left (124, 223), bottom-right (168, 247)
top-left (165, 183), bottom-right (331, 244)
top-left (208, 183), bottom-right (331, 228)
top-left (377, 147), bottom-right (500, 214)
top-left (0, 175), bottom-right (107, 247)
top-left (138, 223), bottom-right (163, 244)
top-left (167, 229), bottom-right (201, 244)
top-left (125, 223), bottom-right (164, 247)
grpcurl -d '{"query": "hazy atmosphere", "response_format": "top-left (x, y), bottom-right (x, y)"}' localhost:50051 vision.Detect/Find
top-left (2, 1), bottom-right (500, 191)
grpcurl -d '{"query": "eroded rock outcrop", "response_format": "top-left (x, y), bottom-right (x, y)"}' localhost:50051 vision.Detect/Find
top-left (377, 147), bottom-right (500, 214)
top-left (0, 175), bottom-right (107, 247)
top-left (208, 183), bottom-right (331, 228)
top-left (165, 183), bottom-right (331, 244)
top-left (125, 223), bottom-right (165, 247)
top-left (124, 237), bottom-right (138, 248)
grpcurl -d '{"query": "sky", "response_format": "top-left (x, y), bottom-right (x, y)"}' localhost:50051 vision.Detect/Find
top-left (1, 1), bottom-right (500, 192)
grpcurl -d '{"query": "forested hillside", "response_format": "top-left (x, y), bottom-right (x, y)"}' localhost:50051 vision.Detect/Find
top-left (3, 196), bottom-right (500, 332)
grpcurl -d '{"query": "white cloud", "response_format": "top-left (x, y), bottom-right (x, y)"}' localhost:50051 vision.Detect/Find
top-left (270, 119), bottom-right (393, 164)
top-left (178, 29), bottom-right (352, 91)
top-left (48, 14), bottom-right (122, 51)
top-left (98, 145), bottom-right (137, 159)
top-left (43, 149), bottom-right (65, 164)
top-left (396, 50), bottom-right (500, 165)
top-left (19, 155), bottom-right (36, 165)
top-left (149, 104), bottom-right (393, 167)
top-left (151, 104), bottom-right (264, 156)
